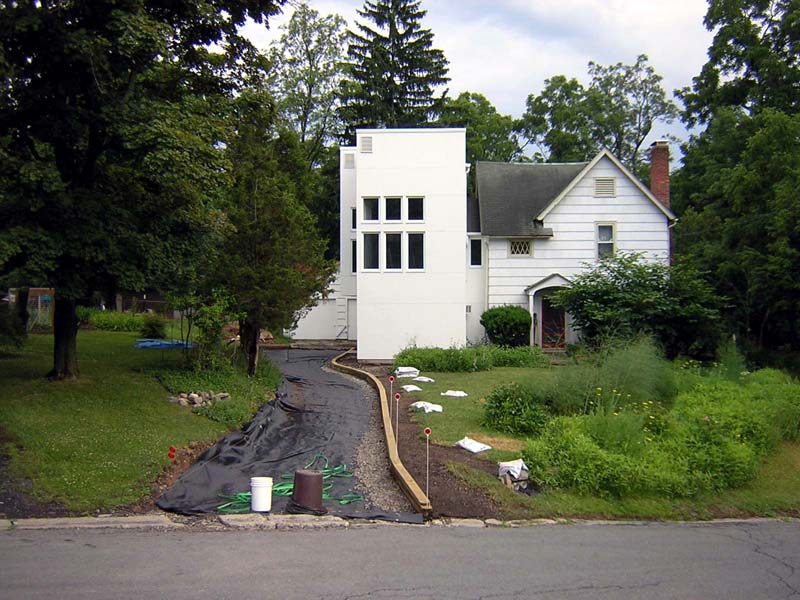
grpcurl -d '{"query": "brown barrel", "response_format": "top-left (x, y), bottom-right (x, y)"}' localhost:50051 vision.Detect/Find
top-left (292, 470), bottom-right (324, 511)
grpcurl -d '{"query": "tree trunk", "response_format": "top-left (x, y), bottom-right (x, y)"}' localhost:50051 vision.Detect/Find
top-left (240, 319), bottom-right (261, 377)
top-left (15, 287), bottom-right (29, 332)
top-left (48, 296), bottom-right (79, 380)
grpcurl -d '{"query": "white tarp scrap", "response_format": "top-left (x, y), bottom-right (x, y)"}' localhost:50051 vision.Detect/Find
top-left (440, 390), bottom-right (468, 397)
top-left (401, 384), bottom-right (422, 392)
top-left (456, 436), bottom-right (492, 453)
top-left (409, 401), bottom-right (443, 414)
top-left (413, 376), bottom-right (435, 383)
top-left (498, 459), bottom-right (529, 480)
top-left (395, 366), bottom-right (420, 378)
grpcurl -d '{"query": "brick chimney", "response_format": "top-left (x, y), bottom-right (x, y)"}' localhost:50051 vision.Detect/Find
top-left (649, 140), bottom-right (670, 208)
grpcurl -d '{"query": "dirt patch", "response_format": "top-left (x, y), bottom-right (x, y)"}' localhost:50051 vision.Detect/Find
top-left (0, 429), bottom-right (69, 519)
top-left (340, 355), bottom-right (501, 518)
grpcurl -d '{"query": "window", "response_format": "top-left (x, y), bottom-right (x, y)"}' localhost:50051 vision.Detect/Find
top-left (363, 233), bottom-right (379, 269)
top-left (363, 197), bottom-right (379, 221)
top-left (343, 153), bottom-right (355, 169)
top-left (408, 197), bottom-right (424, 221)
top-left (385, 197), bottom-right (401, 221)
top-left (408, 233), bottom-right (424, 269)
top-left (470, 239), bottom-right (482, 266)
top-left (509, 240), bottom-right (531, 256)
top-left (594, 177), bottom-right (616, 197)
top-left (351, 207), bottom-right (357, 231)
top-left (351, 239), bottom-right (357, 273)
top-left (597, 223), bottom-right (615, 259)
top-left (386, 233), bottom-right (402, 269)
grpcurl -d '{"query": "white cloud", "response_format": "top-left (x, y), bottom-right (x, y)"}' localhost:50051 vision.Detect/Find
top-left (246, 0), bottom-right (714, 144)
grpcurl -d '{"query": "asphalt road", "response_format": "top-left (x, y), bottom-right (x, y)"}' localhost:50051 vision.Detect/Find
top-left (1, 520), bottom-right (798, 599)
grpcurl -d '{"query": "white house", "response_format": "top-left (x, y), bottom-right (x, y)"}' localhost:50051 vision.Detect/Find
top-left (291, 128), bottom-right (676, 360)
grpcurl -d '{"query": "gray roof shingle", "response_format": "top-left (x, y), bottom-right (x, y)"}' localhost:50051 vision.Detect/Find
top-left (475, 161), bottom-right (588, 236)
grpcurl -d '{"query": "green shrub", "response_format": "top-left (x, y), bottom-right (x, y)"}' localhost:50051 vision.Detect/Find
top-left (394, 344), bottom-right (549, 373)
top-left (76, 306), bottom-right (99, 325)
top-left (480, 306), bottom-right (531, 347)
top-left (716, 338), bottom-right (747, 382)
top-left (140, 313), bottom-right (167, 339)
top-left (583, 409), bottom-right (645, 455)
top-left (518, 337), bottom-right (676, 415)
top-left (89, 311), bottom-right (145, 331)
top-left (0, 302), bottom-right (25, 348)
top-left (484, 383), bottom-right (549, 435)
top-left (522, 372), bottom-right (800, 498)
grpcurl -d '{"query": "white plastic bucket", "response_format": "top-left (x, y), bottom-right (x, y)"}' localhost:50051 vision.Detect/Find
top-left (250, 477), bottom-right (273, 512)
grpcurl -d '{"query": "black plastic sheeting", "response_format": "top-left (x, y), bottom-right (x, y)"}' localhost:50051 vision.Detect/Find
top-left (157, 349), bottom-right (422, 523)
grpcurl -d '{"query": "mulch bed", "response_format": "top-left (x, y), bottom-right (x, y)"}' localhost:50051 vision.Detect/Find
top-left (339, 355), bottom-right (501, 518)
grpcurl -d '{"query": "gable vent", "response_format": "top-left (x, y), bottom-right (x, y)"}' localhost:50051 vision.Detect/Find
top-left (594, 177), bottom-right (616, 197)
top-left (343, 153), bottom-right (355, 169)
top-left (359, 136), bottom-right (373, 153)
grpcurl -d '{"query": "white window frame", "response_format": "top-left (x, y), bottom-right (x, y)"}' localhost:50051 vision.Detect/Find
top-left (596, 222), bottom-right (616, 259)
top-left (362, 197), bottom-right (379, 222)
top-left (508, 239), bottom-right (533, 257)
top-left (407, 232), bottom-right (425, 271)
top-left (407, 196), bottom-right (425, 223)
top-left (469, 238), bottom-right (482, 267)
top-left (384, 196), bottom-right (402, 222)
top-left (362, 232), bottom-right (380, 271)
top-left (384, 232), bottom-right (403, 271)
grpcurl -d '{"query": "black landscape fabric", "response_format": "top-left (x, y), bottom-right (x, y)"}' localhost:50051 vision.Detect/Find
top-left (157, 349), bottom-right (421, 522)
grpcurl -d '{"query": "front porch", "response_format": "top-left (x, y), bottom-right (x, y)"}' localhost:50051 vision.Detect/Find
top-left (526, 273), bottom-right (578, 350)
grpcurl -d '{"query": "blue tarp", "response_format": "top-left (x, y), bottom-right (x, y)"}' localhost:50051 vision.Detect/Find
top-left (134, 339), bottom-right (196, 349)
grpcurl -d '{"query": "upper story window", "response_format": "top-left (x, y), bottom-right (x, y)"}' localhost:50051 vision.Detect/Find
top-left (385, 197), bottom-right (401, 221)
top-left (359, 136), bottom-right (373, 153)
top-left (363, 197), bottom-right (379, 221)
top-left (470, 239), bottom-right (482, 266)
top-left (351, 207), bottom-right (357, 230)
top-left (509, 240), bottom-right (532, 257)
top-left (343, 153), bottom-right (355, 169)
top-left (597, 223), bottom-right (616, 259)
top-left (351, 239), bottom-right (357, 273)
top-left (594, 177), bottom-right (617, 197)
top-left (408, 197), bottom-right (424, 221)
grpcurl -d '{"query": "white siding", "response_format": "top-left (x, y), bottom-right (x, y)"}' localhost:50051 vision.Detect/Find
top-left (356, 129), bottom-right (467, 360)
top-left (487, 156), bottom-right (670, 308)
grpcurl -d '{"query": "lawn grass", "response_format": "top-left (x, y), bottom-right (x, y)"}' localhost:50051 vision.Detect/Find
top-left (403, 367), bottom-right (553, 462)
top-left (0, 329), bottom-right (278, 512)
top-left (447, 441), bottom-right (800, 520)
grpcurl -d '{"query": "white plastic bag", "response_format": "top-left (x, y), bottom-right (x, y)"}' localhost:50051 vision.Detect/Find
top-left (456, 436), bottom-right (491, 453)
top-left (413, 376), bottom-right (435, 383)
top-left (395, 366), bottom-right (420, 378)
top-left (498, 458), bottom-right (528, 479)
top-left (440, 390), bottom-right (468, 397)
top-left (401, 384), bottom-right (422, 392)
top-left (409, 401), bottom-right (443, 414)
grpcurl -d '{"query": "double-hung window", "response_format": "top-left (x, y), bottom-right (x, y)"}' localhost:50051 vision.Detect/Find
top-left (597, 223), bottom-right (616, 259)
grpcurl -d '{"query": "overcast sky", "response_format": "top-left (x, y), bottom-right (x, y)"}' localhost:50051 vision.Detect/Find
top-left (243, 0), bottom-right (714, 150)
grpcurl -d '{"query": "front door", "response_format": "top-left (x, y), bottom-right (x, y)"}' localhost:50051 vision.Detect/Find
top-left (541, 295), bottom-right (566, 349)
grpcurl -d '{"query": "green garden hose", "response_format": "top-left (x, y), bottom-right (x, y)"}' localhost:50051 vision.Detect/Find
top-left (216, 453), bottom-right (363, 513)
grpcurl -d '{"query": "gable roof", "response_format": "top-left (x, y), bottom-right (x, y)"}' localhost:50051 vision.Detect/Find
top-left (536, 148), bottom-right (676, 221)
top-left (475, 149), bottom-right (676, 237)
top-left (475, 161), bottom-right (587, 236)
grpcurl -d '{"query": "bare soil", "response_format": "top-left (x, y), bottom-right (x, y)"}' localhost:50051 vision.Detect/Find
top-left (340, 356), bottom-right (501, 518)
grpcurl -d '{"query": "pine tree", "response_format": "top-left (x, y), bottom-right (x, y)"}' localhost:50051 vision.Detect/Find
top-left (340, 0), bottom-right (449, 137)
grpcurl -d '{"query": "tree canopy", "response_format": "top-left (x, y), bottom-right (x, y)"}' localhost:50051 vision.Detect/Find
top-left (0, 0), bottom-right (284, 378)
top-left (516, 55), bottom-right (677, 170)
top-left (672, 0), bottom-right (800, 351)
top-left (339, 0), bottom-right (449, 136)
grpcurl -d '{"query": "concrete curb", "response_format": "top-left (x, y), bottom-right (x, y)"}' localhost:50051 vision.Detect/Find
top-left (3, 514), bottom-right (796, 532)
top-left (4, 515), bottom-right (182, 531)
top-left (330, 349), bottom-right (433, 515)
